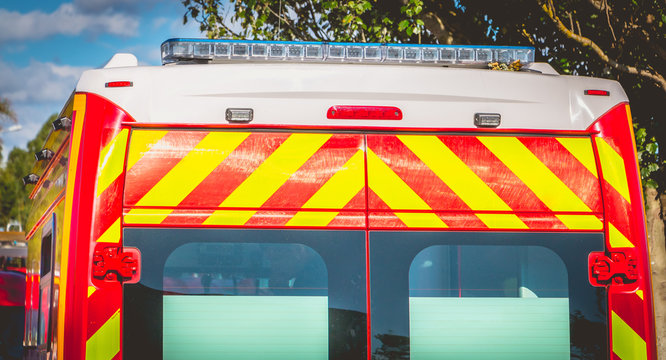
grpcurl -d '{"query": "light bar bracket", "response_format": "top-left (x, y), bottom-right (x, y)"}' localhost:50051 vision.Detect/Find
top-left (161, 39), bottom-right (534, 67)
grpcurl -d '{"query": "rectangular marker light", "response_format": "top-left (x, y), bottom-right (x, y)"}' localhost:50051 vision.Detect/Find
top-left (161, 39), bottom-right (535, 67)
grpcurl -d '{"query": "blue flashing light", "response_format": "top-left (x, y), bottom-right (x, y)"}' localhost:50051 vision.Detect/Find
top-left (161, 38), bottom-right (534, 66)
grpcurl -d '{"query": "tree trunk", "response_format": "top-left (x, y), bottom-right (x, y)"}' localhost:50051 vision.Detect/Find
top-left (645, 186), bottom-right (666, 359)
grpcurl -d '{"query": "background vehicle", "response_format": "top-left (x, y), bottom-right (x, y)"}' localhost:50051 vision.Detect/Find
top-left (22, 40), bottom-right (657, 360)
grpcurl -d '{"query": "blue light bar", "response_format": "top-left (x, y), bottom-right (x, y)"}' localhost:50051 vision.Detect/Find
top-left (161, 38), bottom-right (534, 67)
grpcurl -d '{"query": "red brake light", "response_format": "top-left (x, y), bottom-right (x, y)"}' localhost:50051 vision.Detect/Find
top-left (105, 81), bottom-right (133, 88)
top-left (327, 105), bottom-right (402, 120)
top-left (585, 89), bottom-right (610, 96)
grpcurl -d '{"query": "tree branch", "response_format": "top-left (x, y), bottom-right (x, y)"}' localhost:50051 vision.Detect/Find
top-left (540, 1), bottom-right (666, 93)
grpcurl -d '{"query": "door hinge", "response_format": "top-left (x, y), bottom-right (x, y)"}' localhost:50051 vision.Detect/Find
top-left (588, 251), bottom-right (638, 287)
top-left (92, 245), bottom-right (141, 283)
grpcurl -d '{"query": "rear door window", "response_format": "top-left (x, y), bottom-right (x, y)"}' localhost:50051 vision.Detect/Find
top-left (369, 231), bottom-right (608, 360)
top-left (123, 228), bottom-right (367, 360)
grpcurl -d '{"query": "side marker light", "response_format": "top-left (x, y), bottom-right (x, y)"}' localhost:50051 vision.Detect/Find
top-left (35, 149), bottom-right (54, 162)
top-left (474, 113), bottom-right (501, 128)
top-left (22, 174), bottom-right (40, 186)
top-left (226, 108), bottom-right (253, 123)
top-left (52, 117), bottom-right (72, 131)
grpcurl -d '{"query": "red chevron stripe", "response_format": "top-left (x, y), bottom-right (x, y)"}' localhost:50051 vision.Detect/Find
top-left (160, 209), bottom-right (214, 225)
top-left (86, 286), bottom-right (122, 339)
top-left (179, 133), bottom-right (289, 207)
top-left (437, 213), bottom-right (485, 228)
top-left (92, 175), bottom-right (124, 241)
top-left (601, 180), bottom-right (634, 247)
top-left (262, 134), bottom-right (364, 209)
top-left (367, 189), bottom-right (391, 211)
top-left (440, 136), bottom-right (551, 212)
top-left (520, 137), bottom-right (602, 212)
top-left (327, 212), bottom-right (366, 228)
top-left (518, 213), bottom-right (568, 230)
top-left (368, 212), bottom-right (407, 228)
top-left (367, 135), bottom-right (471, 211)
top-left (124, 131), bottom-right (208, 206)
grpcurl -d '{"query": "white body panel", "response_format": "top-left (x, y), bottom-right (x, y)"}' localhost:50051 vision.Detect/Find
top-left (77, 61), bottom-right (627, 130)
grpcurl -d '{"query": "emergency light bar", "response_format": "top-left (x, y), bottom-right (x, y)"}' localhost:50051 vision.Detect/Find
top-left (161, 39), bottom-right (534, 66)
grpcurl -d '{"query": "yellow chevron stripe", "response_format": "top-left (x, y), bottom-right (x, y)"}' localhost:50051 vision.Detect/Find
top-left (288, 150), bottom-right (365, 226)
top-left (398, 135), bottom-right (513, 211)
top-left (636, 290), bottom-right (644, 300)
top-left (203, 210), bottom-right (260, 226)
top-left (96, 129), bottom-right (129, 197)
top-left (476, 213), bottom-right (529, 229)
top-left (222, 133), bottom-right (331, 208)
top-left (611, 311), bottom-right (647, 360)
top-left (608, 222), bottom-right (635, 248)
top-left (205, 134), bottom-right (332, 225)
top-left (367, 149), bottom-right (446, 228)
top-left (86, 309), bottom-right (120, 360)
top-left (87, 286), bottom-right (96, 298)
top-left (128, 132), bottom-right (250, 223)
top-left (555, 214), bottom-right (603, 230)
top-left (136, 132), bottom-right (250, 207)
top-left (479, 136), bottom-right (591, 212)
top-left (286, 211), bottom-right (340, 227)
top-left (124, 208), bottom-right (173, 224)
top-left (393, 212), bottom-right (447, 228)
top-left (96, 218), bottom-right (120, 243)
top-left (126, 130), bottom-right (168, 171)
top-left (556, 137), bottom-right (598, 178)
top-left (596, 137), bottom-right (631, 203)
top-left (301, 149), bottom-right (365, 209)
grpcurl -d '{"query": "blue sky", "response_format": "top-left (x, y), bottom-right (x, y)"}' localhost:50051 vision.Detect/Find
top-left (0, 0), bottom-right (203, 160)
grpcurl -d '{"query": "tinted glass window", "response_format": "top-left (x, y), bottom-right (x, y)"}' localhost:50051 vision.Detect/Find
top-left (369, 231), bottom-right (607, 360)
top-left (163, 243), bottom-right (328, 359)
top-left (409, 245), bottom-right (569, 360)
top-left (123, 228), bottom-right (367, 360)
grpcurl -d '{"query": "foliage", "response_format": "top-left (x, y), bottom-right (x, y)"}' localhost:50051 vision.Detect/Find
top-left (0, 98), bottom-right (17, 125)
top-left (181, 0), bottom-right (666, 193)
top-left (0, 115), bottom-right (54, 228)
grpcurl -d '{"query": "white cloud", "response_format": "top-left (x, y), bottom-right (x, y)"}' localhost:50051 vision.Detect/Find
top-left (0, 58), bottom-right (85, 160)
top-left (0, 3), bottom-right (140, 43)
top-left (73, 0), bottom-right (162, 15)
top-left (0, 59), bottom-right (88, 104)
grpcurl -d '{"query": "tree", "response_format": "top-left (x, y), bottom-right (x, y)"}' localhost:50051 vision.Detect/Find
top-left (183, 0), bottom-right (665, 353)
top-left (0, 115), bottom-right (54, 228)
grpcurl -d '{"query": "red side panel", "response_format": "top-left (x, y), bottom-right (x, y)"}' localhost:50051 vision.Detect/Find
top-left (589, 103), bottom-right (657, 360)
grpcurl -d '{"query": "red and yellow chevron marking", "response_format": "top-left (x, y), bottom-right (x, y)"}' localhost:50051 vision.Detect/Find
top-left (84, 95), bottom-right (135, 360)
top-left (590, 104), bottom-right (655, 360)
top-left (123, 131), bottom-right (603, 231)
top-left (366, 134), bottom-right (602, 230)
top-left (125, 131), bottom-right (366, 228)
top-left (124, 209), bottom-right (366, 228)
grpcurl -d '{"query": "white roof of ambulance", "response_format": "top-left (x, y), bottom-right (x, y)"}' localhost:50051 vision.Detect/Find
top-left (75, 53), bottom-right (627, 130)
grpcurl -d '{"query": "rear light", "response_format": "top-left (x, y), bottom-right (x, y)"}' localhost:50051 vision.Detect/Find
top-left (327, 105), bottom-right (402, 120)
top-left (585, 89), bottom-right (610, 96)
top-left (105, 81), bottom-right (133, 88)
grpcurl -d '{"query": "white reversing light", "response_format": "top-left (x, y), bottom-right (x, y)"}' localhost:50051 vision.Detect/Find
top-left (161, 39), bottom-right (535, 67)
